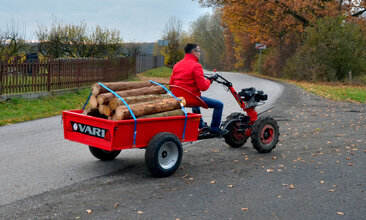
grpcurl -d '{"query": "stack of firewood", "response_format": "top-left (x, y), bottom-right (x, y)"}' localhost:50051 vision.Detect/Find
top-left (82, 81), bottom-right (186, 120)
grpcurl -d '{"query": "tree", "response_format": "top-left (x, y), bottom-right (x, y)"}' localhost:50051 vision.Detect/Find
top-left (161, 17), bottom-right (185, 67)
top-left (36, 20), bottom-right (124, 58)
top-left (191, 12), bottom-right (225, 69)
top-left (284, 16), bottom-right (366, 81)
top-left (0, 20), bottom-right (27, 60)
top-left (197, 0), bottom-right (366, 77)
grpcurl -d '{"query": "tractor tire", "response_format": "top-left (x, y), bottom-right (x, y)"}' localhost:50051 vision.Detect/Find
top-left (222, 113), bottom-right (249, 148)
top-left (89, 146), bottom-right (121, 161)
top-left (251, 116), bottom-right (279, 153)
top-left (145, 132), bottom-right (183, 178)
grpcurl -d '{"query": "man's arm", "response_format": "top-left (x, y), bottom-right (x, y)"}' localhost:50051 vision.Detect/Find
top-left (193, 65), bottom-right (211, 91)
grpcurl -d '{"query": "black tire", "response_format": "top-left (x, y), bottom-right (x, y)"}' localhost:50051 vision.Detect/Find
top-left (145, 132), bottom-right (183, 178)
top-left (89, 146), bottom-right (121, 161)
top-left (251, 116), bottom-right (279, 153)
top-left (222, 113), bottom-right (249, 148)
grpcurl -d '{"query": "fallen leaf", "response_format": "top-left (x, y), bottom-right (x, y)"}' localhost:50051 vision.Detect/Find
top-left (86, 209), bottom-right (92, 214)
top-left (329, 189), bottom-right (336, 192)
top-left (266, 169), bottom-right (274, 173)
top-left (272, 156), bottom-right (278, 160)
top-left (210, 180), bottom-right (216, 184)
top-left (233, 160), bottom-right (239, 163)
top-left (289, 184), bottom-right (295, 189)
top-left (228, 185), bottom-right (235, 188)
top-left (346, 157), bottom-right (351, 160)
top-left (188, 177), bottom-right (194, 181)
top-left (337, 212), bottom-right (344, 215)
top-left (137, 211), bottom-right (144, 214)
top-left (114, 202), bottom-right (119, 208)
top-left (348, 163), bottom-right (354, 166)
top-left (320, 181), bottom-right (325, 184)
top-left (182, 174), bottom-right (189, 178)
top-left (241, 208), bottom-right (248, 211)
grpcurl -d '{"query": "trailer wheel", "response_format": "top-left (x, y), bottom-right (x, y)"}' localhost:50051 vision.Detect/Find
top-left (251, 117), bottom-right (279, 153)
top-left (89, 146), bottom-right (121, 161)
top-left (145, 132), bottom-right (182, 177)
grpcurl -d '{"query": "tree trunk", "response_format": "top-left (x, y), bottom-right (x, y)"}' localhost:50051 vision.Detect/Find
top-left (97, 86), bottom-right (167, 105)
top-left (138, 109), bottom-right (185, 119)
top-left (109, 94), bottom-right (171, 110)
top-left (89, 95), bottom-right (98, 108)
top-left (91, 81), bottom-right (154, 96)
top-left (98, 104), bottom-right (112, 116)
top-left (114, 97), bottom-right (185, 120)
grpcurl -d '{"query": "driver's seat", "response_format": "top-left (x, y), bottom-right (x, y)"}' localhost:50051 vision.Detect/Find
top-left (170, 85), bottom-right (208, 109)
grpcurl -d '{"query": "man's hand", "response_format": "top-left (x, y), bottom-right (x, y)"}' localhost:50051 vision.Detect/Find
top-left (207, 74), bottom-right (219, 83)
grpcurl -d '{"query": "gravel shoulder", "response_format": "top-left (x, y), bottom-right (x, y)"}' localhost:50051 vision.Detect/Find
top-left (1, 82), bottom-right (365, 220)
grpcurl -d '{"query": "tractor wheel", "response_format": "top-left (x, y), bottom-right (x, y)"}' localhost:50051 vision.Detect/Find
top-left (251, 117), bottom-right (279, 153)
top-left (222, 113), bottom-right (248, 148)
top-left (145, 132), bottom-right (183, 177)
top-left (89, 146), bottom-right (121, 161)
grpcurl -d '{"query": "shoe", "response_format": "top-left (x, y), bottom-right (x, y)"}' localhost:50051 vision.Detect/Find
top-left (210, 128), bottom-right (229, 136)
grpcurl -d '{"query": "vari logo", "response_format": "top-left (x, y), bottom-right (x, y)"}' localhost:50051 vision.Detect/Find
top-left (71, 122), bottom-right (107, 138)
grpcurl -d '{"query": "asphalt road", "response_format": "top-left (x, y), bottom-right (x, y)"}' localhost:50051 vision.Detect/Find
top-left (0, 71), bottom-right (283, 207)
top-left (1, 72), bottom-right (365, 219)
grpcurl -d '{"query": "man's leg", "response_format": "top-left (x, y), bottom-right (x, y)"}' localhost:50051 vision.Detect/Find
top-left (192, 106), bottom-right (206, 129)
top-left (200, 96), bottom-right (224, 132)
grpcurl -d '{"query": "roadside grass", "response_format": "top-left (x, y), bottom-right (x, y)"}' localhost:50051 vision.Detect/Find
top-left (294, 82), bottom-right (366, 103)
top-left (0, 67), bottom-right (171, 126)
top-left (246, 72), bottom-right (366, 103)
top-left (0, 88), bottom-right (91, 126)
top-left (138, 66), bottom-right (172, 78)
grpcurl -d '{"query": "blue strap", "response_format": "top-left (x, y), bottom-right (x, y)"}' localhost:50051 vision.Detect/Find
top-left (98, 82), bottom-right (137, 146)
top-left (149, 80), bottom-right (188, 140)
top-left (82, 92), bottom-right (92, 110)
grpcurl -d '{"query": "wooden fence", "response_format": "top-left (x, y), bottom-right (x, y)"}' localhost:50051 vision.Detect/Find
top-left (0, 55), bottom-right (164, 95)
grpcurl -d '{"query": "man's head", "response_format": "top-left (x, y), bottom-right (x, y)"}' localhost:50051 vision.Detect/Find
top-left (184, 43), bottom-right (201, 59)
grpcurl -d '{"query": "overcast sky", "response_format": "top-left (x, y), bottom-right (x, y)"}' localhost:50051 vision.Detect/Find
top-left (0, 0), bottom-right (212, 42)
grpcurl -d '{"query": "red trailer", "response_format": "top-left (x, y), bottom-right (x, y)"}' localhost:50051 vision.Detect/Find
top-left (63, 109), bottom-right (201, 177)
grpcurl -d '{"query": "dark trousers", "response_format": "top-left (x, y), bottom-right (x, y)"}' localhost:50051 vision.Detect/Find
top-left (192, 96), bottom-right (224, 132)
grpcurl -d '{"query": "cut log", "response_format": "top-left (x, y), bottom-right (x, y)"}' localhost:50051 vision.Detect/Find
top-left (109, 94), bottom-right (171, 110)
top-left (97, 86), bottom-right (167, 105)
top-left (114, 97), bottom-right (185, 120)
top-left (138, 109), bottom-right (185, 119)
top-left (98, 104), bottom-right (112, 116)
top-left (89, 95), bottom-right (98, 108)
top-left (91, 81), bottom-right (154, 96)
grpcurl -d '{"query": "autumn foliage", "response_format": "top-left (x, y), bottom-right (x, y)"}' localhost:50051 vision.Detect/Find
top-left (197, 0), bottom-right (366, 81)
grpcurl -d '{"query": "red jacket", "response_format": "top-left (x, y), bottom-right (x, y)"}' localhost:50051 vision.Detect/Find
top-left (169, 54), bottom-right (211, 97)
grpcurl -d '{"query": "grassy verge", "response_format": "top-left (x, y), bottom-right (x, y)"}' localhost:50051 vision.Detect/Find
top-left (0, 67), bottom-right (173, 126)
top-left (138, 66), bottom-right (172, 78)
top-left (0, 88), bottom-right (91, 126)
top-left (247, 72), bottom-right (366, 103)
top-left (293, 81), bottom-right (366, 103)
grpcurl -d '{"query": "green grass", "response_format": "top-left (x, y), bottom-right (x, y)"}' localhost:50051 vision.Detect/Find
top-left (140, 66), bottom-right (172, 78)
top-left (247, 72), bottom-right (366, 103)
top-left (294, 82), bottom-right (366, 103)
top-left (0, 88), bottom-right (91, 126)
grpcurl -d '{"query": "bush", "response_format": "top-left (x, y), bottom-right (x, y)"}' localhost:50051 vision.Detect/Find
top-left (284, 16), bottom-right (366, 82)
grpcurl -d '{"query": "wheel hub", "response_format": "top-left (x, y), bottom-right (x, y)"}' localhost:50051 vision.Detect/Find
top-left (260, 125), bottom-right (274, 145)
top-left (162, 151), bottom-right (168, 158)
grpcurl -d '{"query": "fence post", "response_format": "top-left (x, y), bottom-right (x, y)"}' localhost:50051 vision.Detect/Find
top-left (0, 61), bottom-right (3, 95)
top-left (47, 59), bottom-right (51, 91)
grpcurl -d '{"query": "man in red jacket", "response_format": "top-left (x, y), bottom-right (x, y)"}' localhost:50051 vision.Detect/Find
top-left (170, 43), bottom-right (227, 136)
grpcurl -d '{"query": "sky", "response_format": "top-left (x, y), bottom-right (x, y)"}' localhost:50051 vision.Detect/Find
top-left (0, 0), bottom-right (212, 42)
